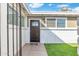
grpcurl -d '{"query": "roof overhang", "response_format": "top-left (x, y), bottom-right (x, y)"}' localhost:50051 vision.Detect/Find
top-left (28, 11), bottom-right (79, 17)
top-left (22, 3), bottom-right (31, 15)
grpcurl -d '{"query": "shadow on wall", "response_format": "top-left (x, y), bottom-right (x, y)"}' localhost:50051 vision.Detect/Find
top-left (41, 28), bottom-right (65, 43)
top-left (41, 26), bottom-right (77, 43)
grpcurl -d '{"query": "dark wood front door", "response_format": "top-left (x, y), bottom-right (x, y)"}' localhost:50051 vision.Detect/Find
top-left (30, 20), bottom-right (40, 42)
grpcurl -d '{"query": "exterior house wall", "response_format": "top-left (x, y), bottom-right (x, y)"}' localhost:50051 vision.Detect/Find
top-left (0, 3), bottom-right (78, 56)
top-left (8, 4), bottom-right (27, 56)
top-left (25, 28), bottom-right (77, 43)
top-left (0, 3), bottom-right (28, 56)
top-left (26, 16), bottom-right (77, 43)
top-left (40, 29), bottom-right (77, 43)
top-left (9, 25), bottom-right (27, 55)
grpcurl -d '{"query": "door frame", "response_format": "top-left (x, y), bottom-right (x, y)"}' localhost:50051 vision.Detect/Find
top-left (29, 18), bottom-right (41, 42)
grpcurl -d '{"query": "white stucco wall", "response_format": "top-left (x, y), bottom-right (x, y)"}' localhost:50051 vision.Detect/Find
top-left (25, 28), bottom-right (77, 43)
top-left (40, 29), bottom-right (77, 43)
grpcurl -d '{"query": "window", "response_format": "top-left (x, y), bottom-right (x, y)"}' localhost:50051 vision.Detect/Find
top-left (47, 19), bottom-right (56, 27)
top-left (67, 17), bottom-right (77, 27)
top-left (8, 6), bottom-right (12, 24)
top-left (8, 5), bottom-right (17, 25)
top-left (8, 4), bottom-right (25, 27)
top-left (9, 14), bottom-right (17, 25)
top-left (57, 19), bottom-right (65, 28)
top-left (46, 18), bottom-right (66, 28)
top-left (21, 16), bottom-right (25, 27)
top-left (32, 21), bottom-right (38, 26)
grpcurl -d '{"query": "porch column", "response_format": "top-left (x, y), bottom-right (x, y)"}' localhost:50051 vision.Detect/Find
top-left (77, 17), bottom-right (79, 55)
top-left (1, 3), bottom-right (7, 56)
top-left (0, 4), bottom-right (1, 56)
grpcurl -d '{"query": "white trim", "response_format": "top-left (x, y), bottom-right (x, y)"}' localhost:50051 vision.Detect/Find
top-left (40, 27), bottom-right (77, 30)
top-left (31, 11), bottom-right (79, 15)
top-left (23, 3), bottom-right (31, 14)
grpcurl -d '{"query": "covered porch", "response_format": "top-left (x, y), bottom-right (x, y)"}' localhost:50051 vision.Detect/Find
top-left (0, 3), bottom-right (79, 56)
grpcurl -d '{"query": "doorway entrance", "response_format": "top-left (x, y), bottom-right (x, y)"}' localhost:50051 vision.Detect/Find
top-left (30, 20), bottom-right (40, 42)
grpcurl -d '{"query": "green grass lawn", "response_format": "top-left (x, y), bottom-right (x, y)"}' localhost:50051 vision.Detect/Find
top-left (45, 43), bottom-right (77, 56)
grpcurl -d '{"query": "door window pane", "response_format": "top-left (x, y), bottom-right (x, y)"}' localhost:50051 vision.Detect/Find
top-left (32, 21), bottom-right (38, 26)
top-left (57, 19), bottom-right (65, 28)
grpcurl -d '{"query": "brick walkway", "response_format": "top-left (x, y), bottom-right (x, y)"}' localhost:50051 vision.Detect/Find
top-left (22, 43), bottom-right (48, 56)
